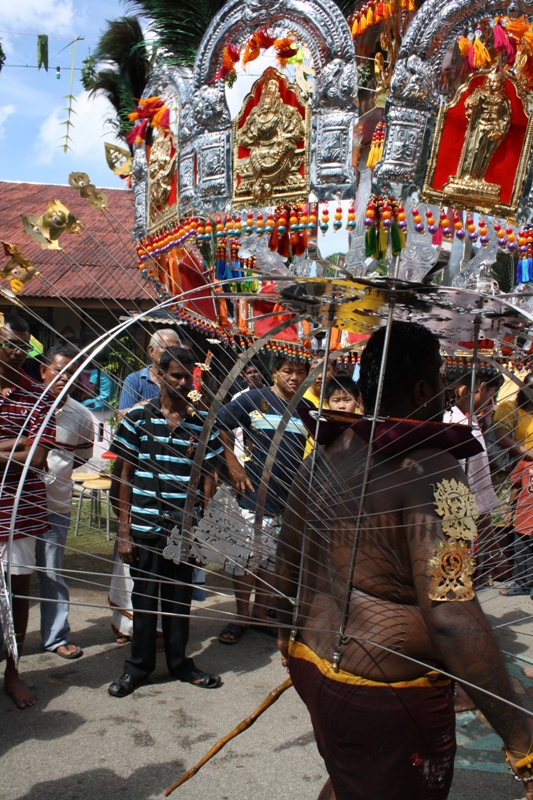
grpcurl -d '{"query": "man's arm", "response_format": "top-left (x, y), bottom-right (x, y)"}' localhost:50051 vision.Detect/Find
top-left (493, 426), bottom-right (533, 461)
top-left (219, 429), bottom-right (253, 494)
top-left (0, 442), bottom-right (49, 472)
top-left (405, 453), bottom-right (532, 774)
top-left (116, 456), bottom-right (136, 564)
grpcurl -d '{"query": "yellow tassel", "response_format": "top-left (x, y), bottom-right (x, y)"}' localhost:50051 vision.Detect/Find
top-left (398, 228), bottom-right (406, 249)
top-left (408, 0), bottom-right (415, 10)
top-left (366, 5), bottom-right (374, 26)
top-left (385, 2), bottom-right (393, 18)
top-left (457, 37), bottom-right (471, 57)
top-left (351, 17), bottom-right (359, 36)
top-left (375, 140), bottom-right (384, 164)
top-left (473, 38), bottom-right (491, 68)
top-left (367, 144), bottom-right (377, 169)
top-left (359, 13), bottom-right (367, 33)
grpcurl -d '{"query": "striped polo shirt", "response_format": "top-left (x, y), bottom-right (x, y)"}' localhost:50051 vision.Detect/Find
top-left (0, 374), bottom-right (56, 540)
top-left (111, 399), bottom-right (223, 538)
top-left (217, 387), bottom-right (310, 516)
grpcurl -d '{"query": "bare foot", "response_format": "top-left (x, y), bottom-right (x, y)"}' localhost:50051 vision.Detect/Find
top-left (454, 683), bottom-right (476, 712)
top-left (4, 671), bottom-right (36, 709)
top-left (54, 643), bottom-right (83, 659)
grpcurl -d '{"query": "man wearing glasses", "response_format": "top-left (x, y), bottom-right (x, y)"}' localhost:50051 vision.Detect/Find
top-left (0, 314), bottom-right (56, 708)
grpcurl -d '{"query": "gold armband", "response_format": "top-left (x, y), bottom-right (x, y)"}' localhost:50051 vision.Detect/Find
top-left (428, 479), bottom-right (479, 602)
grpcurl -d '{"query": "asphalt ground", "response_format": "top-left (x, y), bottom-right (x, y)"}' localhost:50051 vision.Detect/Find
top-left (1, 578), bottom-right (533, 800)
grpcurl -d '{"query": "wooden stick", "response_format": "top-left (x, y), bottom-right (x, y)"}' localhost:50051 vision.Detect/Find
top-left (164, 677), bottom-right (293, 796)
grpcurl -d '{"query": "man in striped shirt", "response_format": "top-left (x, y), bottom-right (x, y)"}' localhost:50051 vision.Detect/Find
top-left (0, 314), bottom-right (56, 708)
top-left (108, 347), bottom-right (223, 697)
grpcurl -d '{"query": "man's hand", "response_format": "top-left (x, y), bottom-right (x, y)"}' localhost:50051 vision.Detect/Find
top-left (278, 634), bottom-right (289, 670)
top-left (228, 462), bottom-right (254, 495)
top-left (117, 525), bottom-right (136, 565)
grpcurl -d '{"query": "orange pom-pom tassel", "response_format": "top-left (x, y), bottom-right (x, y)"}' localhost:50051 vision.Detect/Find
top-left (473, 38), bottom-right (491, 68)
top-left (457, 37), bottom-right (471, 57)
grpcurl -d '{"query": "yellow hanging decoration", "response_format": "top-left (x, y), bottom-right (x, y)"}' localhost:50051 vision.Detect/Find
top-left (473, 35), bottom-right (491, 68)
top-left (457, 37), bottom-right (471, 57)
top-left (351, 16), bottom-right (359, 36)
top-left (366, 5), bottom-right (374, 26)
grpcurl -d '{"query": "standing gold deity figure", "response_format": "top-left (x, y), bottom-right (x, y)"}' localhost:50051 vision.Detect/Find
top-left (443, 67), bottom-right (511, 204)
top-left (457, 69), bottom-right (511, 183)
top-left (233, 67), bottom-right (310, 204)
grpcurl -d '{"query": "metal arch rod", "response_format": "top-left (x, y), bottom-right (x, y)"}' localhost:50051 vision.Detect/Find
top-left (333, 295), bottom-right (396, 671)
top-left (180, 314), bottom-right (308, 542)
top-left (2, 284), bottom-right (229, 644)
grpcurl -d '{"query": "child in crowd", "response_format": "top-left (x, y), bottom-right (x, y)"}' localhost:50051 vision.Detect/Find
top-left (325, 374), bottom-right (360, 414)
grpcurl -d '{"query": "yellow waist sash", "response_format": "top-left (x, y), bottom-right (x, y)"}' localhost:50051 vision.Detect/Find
top-left (289, 640), bottom-right (450, 688)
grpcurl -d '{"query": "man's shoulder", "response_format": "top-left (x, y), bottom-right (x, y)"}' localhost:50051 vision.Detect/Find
top-left (124, 368), bottom-right (148, 384)
top-left (64, 396), bottom-right (94, 419)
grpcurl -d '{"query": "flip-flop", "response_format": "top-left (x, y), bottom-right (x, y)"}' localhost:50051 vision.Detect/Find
top-left (54, 644), bottom-right (83, 659)
top-left (218, 623), bottom-right (247, 645)
top-left (499, 584), bottom-right (529, 596)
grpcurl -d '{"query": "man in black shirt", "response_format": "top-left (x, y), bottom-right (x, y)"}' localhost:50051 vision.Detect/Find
top-left (216, 355), bottom-right (310, 644)
top-left (108, 347), bottom-right (223, 696)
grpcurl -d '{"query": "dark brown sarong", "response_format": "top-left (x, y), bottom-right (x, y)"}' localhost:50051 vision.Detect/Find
top-left (289, 641), bottom-right (456, 800)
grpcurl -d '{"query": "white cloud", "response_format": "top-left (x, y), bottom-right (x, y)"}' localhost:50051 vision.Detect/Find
top-left (35, 90), bottom-right (123, 167)
top-left (1, 0), bottom-right (75, 35)
top-left (0, 105), bottom-right (15, 140)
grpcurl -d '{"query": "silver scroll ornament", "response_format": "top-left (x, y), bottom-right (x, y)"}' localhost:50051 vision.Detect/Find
top-left (397, 200), bottom-right (439, 282)
top-left (345, 167), bottom-right (373, 276)
top-left (452, 219), bottom-right (499, 290)
top-left (188, 485), bottom-right (258, 572)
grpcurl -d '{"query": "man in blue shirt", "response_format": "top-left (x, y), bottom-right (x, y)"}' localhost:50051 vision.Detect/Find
top-left (216, 355), bottom-right (310, 644)
top-left (118, 328), bottom-right (181, 411)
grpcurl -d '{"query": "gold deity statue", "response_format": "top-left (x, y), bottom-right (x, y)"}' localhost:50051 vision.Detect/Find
top-left (457, 69), bottom-right (511, 182)
top-left (442, 67), bottom-right (511, 205)
top-left (148, 132), bottom-right (177, 212)
top-left (233, 67), bottom-right (310, 204)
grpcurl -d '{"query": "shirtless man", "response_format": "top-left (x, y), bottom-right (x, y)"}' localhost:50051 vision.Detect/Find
top-left (276, 321), bottom-right (533, 800)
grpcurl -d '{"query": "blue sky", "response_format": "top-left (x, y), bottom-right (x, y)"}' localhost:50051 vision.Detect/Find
top-left (0, 0), bottom-right (129, 188)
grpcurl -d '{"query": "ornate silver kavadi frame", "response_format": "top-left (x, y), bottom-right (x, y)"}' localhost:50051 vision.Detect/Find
top-left (131, 0), bottom-right (359, 239)
top-left (374, 0), bottom-right (533, 207)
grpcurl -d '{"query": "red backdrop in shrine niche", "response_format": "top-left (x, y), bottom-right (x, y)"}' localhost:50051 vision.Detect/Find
top-left (237, 73), bottom-right (306, 161)
top-left (431, 76), bottom-right (529, 205)
top-left (253, 282), bottom-right (299, 341)
top-left (167, 248), bottom-right (217, 321)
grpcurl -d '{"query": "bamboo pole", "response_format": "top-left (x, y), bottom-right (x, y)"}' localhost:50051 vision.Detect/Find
top-left (164, 677), bottom-right (293, 796)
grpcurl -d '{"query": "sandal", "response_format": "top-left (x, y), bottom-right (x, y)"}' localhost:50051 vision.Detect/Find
top-left (499, 583), bottom-right (529, 596)
top-left (218, 623), bottom-right (247, 645)
top-left (177, 668), bottom-right (222, 689)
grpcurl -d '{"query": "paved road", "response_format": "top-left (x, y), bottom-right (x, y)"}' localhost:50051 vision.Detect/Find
top-left (0, 581), bottom-right (532, 800)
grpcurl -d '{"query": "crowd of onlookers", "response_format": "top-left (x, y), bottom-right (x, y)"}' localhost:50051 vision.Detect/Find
top-left (1, 308), bottom-right (533, 708)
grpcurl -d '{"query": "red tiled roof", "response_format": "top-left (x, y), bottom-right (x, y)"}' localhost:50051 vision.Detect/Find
top-left (0, 181), bottom-right (156, 302)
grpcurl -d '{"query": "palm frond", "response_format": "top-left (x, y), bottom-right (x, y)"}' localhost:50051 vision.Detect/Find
top-left (128, 0), bottom-right (227, 67)
top-left (94, 16), bottom-right (150, 100)
top-left (333, 0), bottom-right (359, 17)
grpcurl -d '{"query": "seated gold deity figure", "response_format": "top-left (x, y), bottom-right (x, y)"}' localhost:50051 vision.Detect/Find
top-left (148, 132), bottom-right (176, 212)
top-left (234, 73), bottom-right (307, 202)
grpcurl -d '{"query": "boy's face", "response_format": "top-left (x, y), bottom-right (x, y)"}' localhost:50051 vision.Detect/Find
top-left (328, 389), bottom-right (357, 414)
